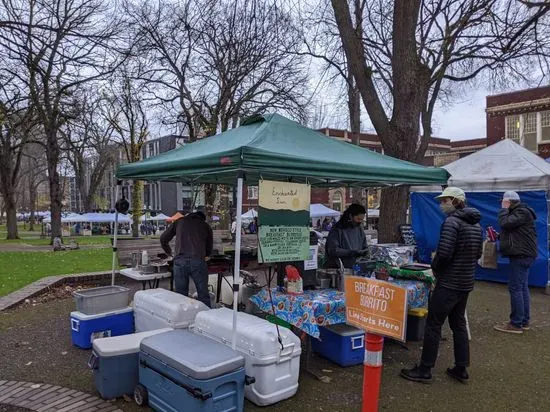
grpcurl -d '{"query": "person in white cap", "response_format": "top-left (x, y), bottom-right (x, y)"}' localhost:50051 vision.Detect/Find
top-left (401, 187), bottom-right (482, 384)
top-left (494, 191), bottom-right (537, 334)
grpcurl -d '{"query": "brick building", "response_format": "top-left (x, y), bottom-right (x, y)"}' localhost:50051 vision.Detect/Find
top-left (486, 85), bottom-right (550, 156)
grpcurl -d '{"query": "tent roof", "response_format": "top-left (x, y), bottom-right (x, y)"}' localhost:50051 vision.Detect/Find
top-left (117, 113), bottom-right (448, 187)
top-left (310, 203), bottom-right (341, 218)
top-left (444, 139), bottom-right (550, 191)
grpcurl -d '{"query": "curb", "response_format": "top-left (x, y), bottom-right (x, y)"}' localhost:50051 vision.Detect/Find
top-left (0, 380), bottom-right (123, 411)
top-left (0, 271), bottom-right (121, 312)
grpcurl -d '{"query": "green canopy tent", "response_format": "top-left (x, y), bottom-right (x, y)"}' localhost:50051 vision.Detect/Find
top-left (117, 113), bottom-right (448, 349)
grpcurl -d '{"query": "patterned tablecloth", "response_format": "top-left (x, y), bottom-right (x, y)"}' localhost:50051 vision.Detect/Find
top-left (249, 279), bottom-right (430, 338)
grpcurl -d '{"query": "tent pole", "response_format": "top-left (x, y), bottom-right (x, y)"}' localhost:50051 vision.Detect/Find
top-left (111, 183), bottom-right (121, 286)
top-left (231, 175), bottom-right (244, 350)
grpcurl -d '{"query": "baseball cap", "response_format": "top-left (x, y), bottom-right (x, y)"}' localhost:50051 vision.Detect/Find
top-left (503, 191), bottom-right (520, 201)
top-left (435, 187), bottom-right (466, 202)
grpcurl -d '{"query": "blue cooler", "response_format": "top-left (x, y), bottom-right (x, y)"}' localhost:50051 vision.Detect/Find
top-left (89, 328), bottom-right (172, 399)
top-left (138, 329), bottom-right (245, 412)
top-left (311, 324), bottom-right (365, 367)
top-left (70, 307), bottom-right (134, 349)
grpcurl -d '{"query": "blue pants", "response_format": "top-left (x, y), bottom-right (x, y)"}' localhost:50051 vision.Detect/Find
top-left (508, 257), bottom-right (534, 328)
top-left (173, 256), bottom-right (211, 308)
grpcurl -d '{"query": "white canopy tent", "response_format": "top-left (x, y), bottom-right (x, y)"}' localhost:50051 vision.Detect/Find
top-left (241, 209), bottom-right (258, 221)
top-left (140, 213), bottom-right (169, 222)
top-left (444, 139), bottom-right (550, 191)
top-left (309, 203), bottom-right (341, 218)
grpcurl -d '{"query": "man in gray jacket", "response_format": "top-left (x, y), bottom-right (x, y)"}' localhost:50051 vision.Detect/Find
top-left (494, 191), bottom-right (537, 334)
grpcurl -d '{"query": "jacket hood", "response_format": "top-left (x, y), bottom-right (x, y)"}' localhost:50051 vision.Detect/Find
top-left (513, 203), bottom-right (537, 220)
top-left (452, 207), bottom-right (481, 224)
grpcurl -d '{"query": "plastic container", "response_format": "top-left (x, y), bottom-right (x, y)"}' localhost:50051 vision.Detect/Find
top-left (70, 307), bottom-right (134, 349)
top-left (194, 308), bottom-right (301, 406)
top-left (311, 324), bottom-right (365, 367)
top-left (133, 288), bottom-right (209, 332)
top-left (139, 330), bottom-right (245, 412)
top-left (407, 308), bottom-right (428, 341)
top-left (89, 328), bottom-right (171, 399)
top-left (73, 286), bottom-right (131, 315)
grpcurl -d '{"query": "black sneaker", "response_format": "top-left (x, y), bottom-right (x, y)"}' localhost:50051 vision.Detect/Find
top-left (446, 367), bottom-right (469, 384)
top-left (400, 365), bottom-right (432, 384)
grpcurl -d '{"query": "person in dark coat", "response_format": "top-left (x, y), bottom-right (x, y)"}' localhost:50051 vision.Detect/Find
top-left (160, 211), bottom-right (213, 308)
top-left (494, 191), bottom-right (537, 334)
top-left (324, 203), bottom-right (368, 269)
top-left (401, 187), bottom-right (482, 384)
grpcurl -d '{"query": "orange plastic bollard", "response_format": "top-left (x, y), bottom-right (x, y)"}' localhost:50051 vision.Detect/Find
top-left (362, 333), bottom-right (384, 412)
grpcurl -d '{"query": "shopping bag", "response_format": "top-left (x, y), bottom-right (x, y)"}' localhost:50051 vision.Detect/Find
top-left (478, 240), bottom-right (498, 269)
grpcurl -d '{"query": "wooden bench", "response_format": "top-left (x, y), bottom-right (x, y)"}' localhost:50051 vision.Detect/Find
top-left (113, 237), bottom-right (173, 267)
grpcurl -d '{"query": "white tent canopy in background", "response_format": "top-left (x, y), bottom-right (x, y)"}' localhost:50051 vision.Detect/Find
top-left (309, 203), bottom-right (341, 218)
top-left (140, 213), bottom-right (169, 222)
top-left (443, 139), bottom-right (550, 191)
top-left (43, 212), bottom-right (132, 224)
top-left (241, 209), bottom-right (258, 220)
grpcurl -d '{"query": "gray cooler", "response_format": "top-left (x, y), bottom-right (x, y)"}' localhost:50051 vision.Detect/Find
top-left (138, 330), bottom-right (246, 412)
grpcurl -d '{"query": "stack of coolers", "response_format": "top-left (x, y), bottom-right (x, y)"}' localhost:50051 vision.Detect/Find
top-left (89, 288), bottom-right (209, 400)
top-left (193, 307), bottom-right (302, 406)
top-left (71, 286), bottom-right (134, 349)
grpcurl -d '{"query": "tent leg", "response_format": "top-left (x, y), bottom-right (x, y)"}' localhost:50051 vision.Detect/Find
top-left (111, 183), bottom-right (121, 286)
top-left (231, 176), bottom-right (244, 350)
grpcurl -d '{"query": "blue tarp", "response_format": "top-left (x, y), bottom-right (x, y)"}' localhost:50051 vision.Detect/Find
top-left (411, 191), bottom-right (548, 287)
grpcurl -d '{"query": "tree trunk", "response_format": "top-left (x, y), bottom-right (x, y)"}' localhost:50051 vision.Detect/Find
top-left (348, 68), bottom-right (363, 205)
top-left (132, 180), bottom-right (143, 238)
top-left (29, 189), bottom-right (37, 232)
top-left (203, 183), bottom-right (217, 220)
top-left (378, 186), bottom-right (409, 243)
top-left (5, 198), bottom-right (18, 240)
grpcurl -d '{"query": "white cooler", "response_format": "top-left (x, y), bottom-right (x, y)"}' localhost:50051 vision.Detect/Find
top-left (133, 289), bottom-right (209, 332)
top-left (193, 308), bottom-right (301, 406)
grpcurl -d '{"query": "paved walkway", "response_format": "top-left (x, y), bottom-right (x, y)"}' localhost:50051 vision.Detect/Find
top-left (0, 381), bottom-right (122, 412)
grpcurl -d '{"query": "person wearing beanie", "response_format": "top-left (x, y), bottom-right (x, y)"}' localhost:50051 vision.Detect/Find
top-left (494, 191), bottom-right (537, 334)
top-left (401, 187), bottom-right (482, 384)
top-left (324, 203), bottom-right (368, 269)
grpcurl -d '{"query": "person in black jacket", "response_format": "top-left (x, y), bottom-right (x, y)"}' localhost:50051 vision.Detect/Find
top-left (401, 187), bottom-right (482, 384)
top-left (160, 211), bottom-right (213, 307)
top-left (494, 191), bottom-right (537, 334)
top-left (324, 204), bottom-right (368, 269)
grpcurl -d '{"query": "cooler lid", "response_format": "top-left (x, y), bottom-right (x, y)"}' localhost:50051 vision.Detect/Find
top-left (324, 323), bottom-right (365, 337)
top-left (70, 306), bottom-right (133, 321)
top-left (140, 330), bottom-right (244, 380)
top-left (93, 328), bottom-right (172, 357)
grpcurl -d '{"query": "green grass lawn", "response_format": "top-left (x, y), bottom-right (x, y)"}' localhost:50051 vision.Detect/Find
top-left (0, 248), bottom-right (115, 297)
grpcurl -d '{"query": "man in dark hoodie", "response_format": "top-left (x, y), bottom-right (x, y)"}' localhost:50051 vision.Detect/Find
top-left (401, 187), bottom-right (482, 384)
top-left (324, 203), bottom-right (368, 269)
top-left (160, 211), bottom-right (213, 308)
top-left (494, 191), bottom-right (537, 334)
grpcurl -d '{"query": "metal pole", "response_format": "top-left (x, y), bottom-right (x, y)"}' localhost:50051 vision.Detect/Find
top-left (231, 176), bottom-right (244, 350)
top-left (111, 184), bottom-right (120, 286)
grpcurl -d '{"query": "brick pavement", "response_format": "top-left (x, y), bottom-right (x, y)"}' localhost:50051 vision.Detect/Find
top-left (0, 381), bottom-right (123, 412)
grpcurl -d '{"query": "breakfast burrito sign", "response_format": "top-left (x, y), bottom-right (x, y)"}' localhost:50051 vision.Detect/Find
top-left (258, 180), bottom-right (311, 263)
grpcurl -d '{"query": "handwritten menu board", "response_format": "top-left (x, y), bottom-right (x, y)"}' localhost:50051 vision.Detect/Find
top-left (258, 180), bottom-right (311, 263)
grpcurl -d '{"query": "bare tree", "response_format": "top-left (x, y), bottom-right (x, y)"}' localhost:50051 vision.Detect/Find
top-left (331, 0), bottom-right (550, 242)
top-left (103, 66), bottom-right (150, 238)
top-left (0, 0), bottom-right (122, 239)
top-left (64, 91), bottom-right (117, 212)
top-left (19, 142), bottom-right (48, 230)
top-left (131, 0), bottom-right (309, 219)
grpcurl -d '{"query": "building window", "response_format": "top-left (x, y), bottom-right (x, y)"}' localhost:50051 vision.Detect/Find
top-left (542, 111), bottom-right (550, 142)
top-left (332, 191), bottom-right (343, 212)
top-left (505, 115), bottom-right (520, 143)
top-left (247, 186), bottom-right (259, 200)
top-left (523, 113), bottom-right (537, 151)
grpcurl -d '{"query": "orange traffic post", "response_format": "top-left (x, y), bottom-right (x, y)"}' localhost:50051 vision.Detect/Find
top-left (362, 333), bottom-right (384, 412)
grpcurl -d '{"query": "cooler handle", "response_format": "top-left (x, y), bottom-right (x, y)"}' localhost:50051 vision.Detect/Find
top-left (71, 318), bottom-right (80, 332)
top-left (87, 351), bottom-right (99, 370)
top-left (245, 375), bottom-right (256, 386)
top-left (351, 335), bottom-right (364, 350)
top-left (276, 342), bottom-right (295, 364)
